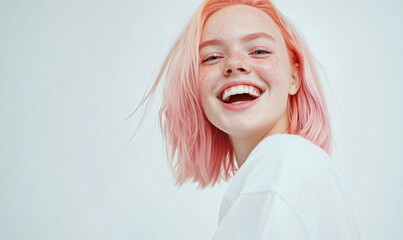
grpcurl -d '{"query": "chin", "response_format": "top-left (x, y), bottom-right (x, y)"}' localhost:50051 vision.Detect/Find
top-left (221, 121), bottom-right (268, 139)
top-left (222, 113), bottom-right (288, 138)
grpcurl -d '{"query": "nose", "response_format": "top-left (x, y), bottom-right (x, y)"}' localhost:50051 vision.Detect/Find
top-left (223, 52), bottom-right (251, 77)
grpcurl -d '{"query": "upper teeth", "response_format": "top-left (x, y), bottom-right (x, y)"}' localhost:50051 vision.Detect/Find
top-left (221, 85), bottom-right (261, 102)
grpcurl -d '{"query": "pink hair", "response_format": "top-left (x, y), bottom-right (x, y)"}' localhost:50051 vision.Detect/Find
top-left (137, 0), bottom-right (333, 189)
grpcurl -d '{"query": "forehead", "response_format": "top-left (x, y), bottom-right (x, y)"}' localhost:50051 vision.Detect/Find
top-left (201, 5), bottom-right (283, 43)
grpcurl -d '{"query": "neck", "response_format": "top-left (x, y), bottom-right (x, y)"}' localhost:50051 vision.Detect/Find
top-left (230, 114), bottom-right (290, 168)
top-left (230, 136), bottom-right (261, 168)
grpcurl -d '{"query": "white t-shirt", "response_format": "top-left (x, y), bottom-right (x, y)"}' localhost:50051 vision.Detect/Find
top-left (212, 134), bottom-right (361, 240)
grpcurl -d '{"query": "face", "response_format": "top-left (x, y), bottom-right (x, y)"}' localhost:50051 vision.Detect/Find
top-left (198, 5), bottom-right (300, 141)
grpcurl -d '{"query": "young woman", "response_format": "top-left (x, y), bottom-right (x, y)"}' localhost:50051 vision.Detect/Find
top-left (138, 0), bottom-right (361, 238)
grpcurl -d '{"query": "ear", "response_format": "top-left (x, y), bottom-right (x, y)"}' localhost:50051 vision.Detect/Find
top-left (288, 63), bottom-right (301, 95)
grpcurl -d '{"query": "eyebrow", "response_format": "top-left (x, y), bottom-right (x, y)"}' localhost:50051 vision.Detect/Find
top-left (241, 32), bottom-right (275, 43)
top-left (199, 32), bottom-right (275, 50)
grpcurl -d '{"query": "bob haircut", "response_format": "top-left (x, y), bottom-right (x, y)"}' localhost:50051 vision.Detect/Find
top-left (137, 0), bottom-right (333, 189)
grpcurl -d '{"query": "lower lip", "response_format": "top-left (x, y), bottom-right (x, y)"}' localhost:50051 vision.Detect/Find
top-left (220, 96), bottom-right (260, 111)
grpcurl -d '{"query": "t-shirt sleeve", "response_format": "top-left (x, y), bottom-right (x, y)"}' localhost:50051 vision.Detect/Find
top-left (212, 191), bottom-right (311, 240)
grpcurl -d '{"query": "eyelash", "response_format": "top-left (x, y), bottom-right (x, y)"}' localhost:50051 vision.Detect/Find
top-left (202, 55), bottom-right (222, 63)
top-left (250, 47), bottom-right (271, 55)
top-left (201, 48), bottom-right (271, 63)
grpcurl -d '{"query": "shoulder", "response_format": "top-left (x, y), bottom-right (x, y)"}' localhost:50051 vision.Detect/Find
top-left (240, 134), bottom-right (338, 195)
top-left (226, 134), bottom-right (360, 239)
top-left (247, 134), bottom-right (329, 165)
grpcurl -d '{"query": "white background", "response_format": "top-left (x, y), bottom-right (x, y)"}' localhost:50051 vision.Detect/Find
top-left (0, 0), bottom-right (402, 239)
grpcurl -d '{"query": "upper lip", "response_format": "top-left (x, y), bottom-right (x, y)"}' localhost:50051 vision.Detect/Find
top-left (216, 80), bottom-right (265, 99)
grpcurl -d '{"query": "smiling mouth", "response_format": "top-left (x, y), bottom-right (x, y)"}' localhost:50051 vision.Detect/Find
top-left (220, 85), bottom-right (262, 104)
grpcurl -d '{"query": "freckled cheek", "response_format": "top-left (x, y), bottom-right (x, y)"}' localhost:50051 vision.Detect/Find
top-left (198, 65), bottom-right (221, 96)
top-left (254, 57), bottom-right (289, 90)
